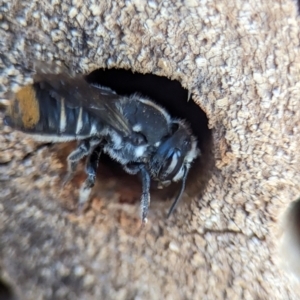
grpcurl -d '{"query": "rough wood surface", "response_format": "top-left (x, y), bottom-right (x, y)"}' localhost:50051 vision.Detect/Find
top-left (1, 0), bottom-right (300, 299)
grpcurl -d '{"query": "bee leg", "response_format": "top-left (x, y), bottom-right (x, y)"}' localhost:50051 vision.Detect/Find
top-left (78, 144), bottom-right (102, 213)
top-left (123, 164), bottom-right (151, 224)
top-left (139, 165), bottom-right (151, 224)
top-left (63, 138), bottom-right (101, 186)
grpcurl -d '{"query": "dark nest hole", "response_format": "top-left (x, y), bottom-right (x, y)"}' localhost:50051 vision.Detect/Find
top-left (281, 197), bottom-right (300, 276)
top-left (57, 69), bottom-right (214, 218)
top-left (0, 278), bottom-right (17, 300)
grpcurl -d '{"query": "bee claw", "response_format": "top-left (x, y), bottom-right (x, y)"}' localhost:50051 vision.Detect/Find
top-left (77, 202), bottom-right (85, 215)
top-left (78, 184), bottom-right (92, 212)
top-left (62, 173), bottom-right (73, 187)
top-left (142, 217), bottom-right (148, 226)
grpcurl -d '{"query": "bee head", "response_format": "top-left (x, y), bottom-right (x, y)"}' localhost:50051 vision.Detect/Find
top-left (150, 120), bottom-right (199, 183)
top-left (149, 120), bottom-right (199, 217)
top-left (4, 85), bottom-right (40, 131)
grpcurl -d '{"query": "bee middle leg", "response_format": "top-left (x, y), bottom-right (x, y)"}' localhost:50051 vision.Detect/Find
top-left (78, 144), bottom-right (102, 212)
top-left (63, 137), bottom-right (102, 185)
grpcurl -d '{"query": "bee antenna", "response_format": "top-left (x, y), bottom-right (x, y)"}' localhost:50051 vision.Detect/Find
top-left (167, 166), bottom-right (188, 218)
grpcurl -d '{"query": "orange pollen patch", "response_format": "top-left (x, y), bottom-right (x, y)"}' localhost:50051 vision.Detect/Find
top-left (16, 85), bottom-right (40, 128)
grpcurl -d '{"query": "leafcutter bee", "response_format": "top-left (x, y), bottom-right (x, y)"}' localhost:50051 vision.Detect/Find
top-left (4, 69), bottom-right (199, 223)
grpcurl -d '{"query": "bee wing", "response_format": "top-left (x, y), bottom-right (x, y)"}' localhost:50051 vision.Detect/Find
top-left (36, 73), bottom-right (132, 136)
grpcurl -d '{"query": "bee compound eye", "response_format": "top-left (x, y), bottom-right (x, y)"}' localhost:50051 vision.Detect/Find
top-left (174, 149), bottom-right (182, 158)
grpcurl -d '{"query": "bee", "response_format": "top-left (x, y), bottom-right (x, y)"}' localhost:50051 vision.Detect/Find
top-left (3, 69), bottom-right (199, 223)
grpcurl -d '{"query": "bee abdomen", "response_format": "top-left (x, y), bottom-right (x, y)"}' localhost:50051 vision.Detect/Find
top-left (6, 84), bottom-right (102, 141)
top-left (35, 86), bottom-right (101, 138)
top-left (6, 85), bottom-right (41, 130)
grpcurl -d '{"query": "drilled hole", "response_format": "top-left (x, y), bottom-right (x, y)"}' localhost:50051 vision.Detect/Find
top-left (57, 69), bottom-right (213, 217)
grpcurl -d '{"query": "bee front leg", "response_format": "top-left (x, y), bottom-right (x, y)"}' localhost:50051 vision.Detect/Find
top-left (139, 165), bottom-right (151, 224)
top-left (123, 164), bottom-right (151, 224)
top-left (78, 144), bottom-right (102, 213)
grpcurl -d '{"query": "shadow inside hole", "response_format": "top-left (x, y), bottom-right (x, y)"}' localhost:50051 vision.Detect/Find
top-left (54, 69), bottom-right (213, 216)
top-left (280, 197), bottom-right (300, 278)
top-left (0, 278), bottom-right (17, 300)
